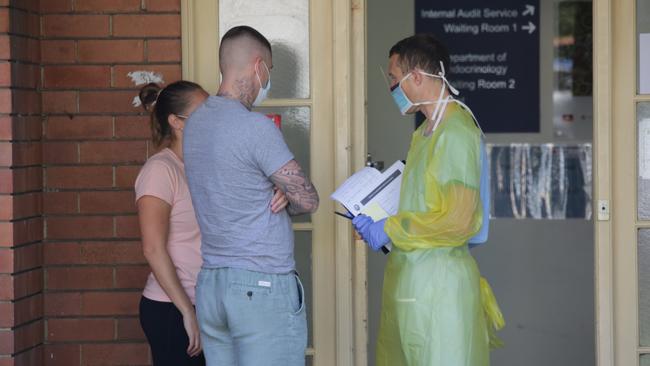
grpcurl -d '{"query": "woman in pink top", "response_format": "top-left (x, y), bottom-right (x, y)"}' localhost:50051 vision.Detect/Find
top-left (135, 81), bottom-right (289, 365)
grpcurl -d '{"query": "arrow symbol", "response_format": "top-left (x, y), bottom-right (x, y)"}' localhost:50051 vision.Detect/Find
top-left (523, 4), bottom-right (535, 16)
top-left (522, 21), bottom-right (536, 34)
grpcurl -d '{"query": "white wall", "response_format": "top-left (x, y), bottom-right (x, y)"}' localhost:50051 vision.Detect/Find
top-left (366, 1), bottom-right (595, 365)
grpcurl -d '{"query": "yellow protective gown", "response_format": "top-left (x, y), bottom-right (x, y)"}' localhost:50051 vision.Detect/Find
top-left (379, 102), bottom-right (504, 366)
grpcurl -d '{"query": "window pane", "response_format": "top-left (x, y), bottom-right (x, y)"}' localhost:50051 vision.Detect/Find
top-left (253, 107), bottom-right (310, 172)
top-left (638, 0), bottom-right (650, 93)
top-left (638, 103), bottom-right (650, 219)
top-left (553, 0), bottom-right (593, 140)
top-left (642, 353), bottom-right (650, 366)
top-left (295, 231), bottom-right (313, 347)
top-left (639, 229), bottom-right (650, 346)
top-left (254, 107), bottom-right (311, 223)
top-left (219, 0), bottom-right (310, 98)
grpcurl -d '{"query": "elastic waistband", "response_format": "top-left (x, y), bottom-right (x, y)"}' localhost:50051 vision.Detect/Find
top-left (200, 266), bottom-right (299, 279)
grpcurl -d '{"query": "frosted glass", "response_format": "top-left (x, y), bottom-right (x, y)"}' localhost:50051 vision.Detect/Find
top-left (642, 354), bottom-right (650, 366)
top-left (639, 229), bottom-right (650, 346)
top-left (638, 103), bottom-right (650, 219)
top-left (295, 231), bottom-right (313, 347)
top-left (638, 0), bottom-right (650, 94)
top-left (219, 0), bottom-right (310, 98)
top-left (254, 107), bottom-right (311, 222)
top-left (253, 107), bottom-right (310, 174)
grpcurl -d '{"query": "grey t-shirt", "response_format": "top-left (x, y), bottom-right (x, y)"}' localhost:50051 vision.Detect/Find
top-left (183, 96), bottom-right (295, 274)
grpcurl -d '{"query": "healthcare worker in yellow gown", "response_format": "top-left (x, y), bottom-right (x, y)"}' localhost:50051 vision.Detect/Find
top-left (353, 34), bottom-right (504, 366)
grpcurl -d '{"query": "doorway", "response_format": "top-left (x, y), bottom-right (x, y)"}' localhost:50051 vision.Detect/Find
top-left (367, 1), bottom-right (595, 365)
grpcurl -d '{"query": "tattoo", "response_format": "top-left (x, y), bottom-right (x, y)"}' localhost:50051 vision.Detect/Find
top-left (216, 90), bottom-right (234, 98)
top-left (234, 78), bottom-right (255, 110)
top-left (270, 160), bottom-right (319, 216)
top-left (216, 77), bottom-right (256, 110)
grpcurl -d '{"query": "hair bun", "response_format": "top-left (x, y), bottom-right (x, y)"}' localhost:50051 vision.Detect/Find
top-left (139, 83), bottom-right (162, 111)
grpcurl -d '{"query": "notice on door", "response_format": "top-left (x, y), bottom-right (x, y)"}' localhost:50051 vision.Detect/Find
top-left (415, 0), bottom-right (540, 133)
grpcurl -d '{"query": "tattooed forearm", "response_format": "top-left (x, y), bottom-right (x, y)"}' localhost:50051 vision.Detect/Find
top-left (270, 160), bottom-right (319, 216)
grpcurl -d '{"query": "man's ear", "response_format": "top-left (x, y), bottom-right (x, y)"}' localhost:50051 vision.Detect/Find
top-left (411, 70), bottom-right (424, 86)
top-left (254, 56), bottom-right (264, 74)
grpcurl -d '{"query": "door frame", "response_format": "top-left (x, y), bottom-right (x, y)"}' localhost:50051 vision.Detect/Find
top-left (593, 0), bottom-right (614, 364)
top-left (593, 0), bottom-right (650, 364)
top-left (179, 1), bottom-right (368, 365)
top-left (607, 0), bottom-right (650, 364)
top-left (177, 0), bottom-right (647, 364)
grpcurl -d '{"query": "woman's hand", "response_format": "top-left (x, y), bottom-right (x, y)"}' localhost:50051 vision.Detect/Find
top-left (182, 309), bottom-right (202, 357)
top-left (270, 186), bottom-right (289, 213)
top-left (138, 196), bottom-right (202, 356)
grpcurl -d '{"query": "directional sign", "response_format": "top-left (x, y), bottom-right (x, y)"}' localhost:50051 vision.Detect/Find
top-left (522, 4), bottom-right (535, 16)
top-left (522, 21), bottom-right (536, 34)
top-left (415, 0), bottom-right (540, 133)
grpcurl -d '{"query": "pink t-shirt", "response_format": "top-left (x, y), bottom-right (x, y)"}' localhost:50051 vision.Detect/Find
top-left (135, 148), bottom-right (202, 304)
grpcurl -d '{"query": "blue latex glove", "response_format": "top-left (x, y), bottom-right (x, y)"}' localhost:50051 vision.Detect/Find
top-left (352, 214), bottom-right (371, 231)
top-left (352, 214), bottom-right (390, 252)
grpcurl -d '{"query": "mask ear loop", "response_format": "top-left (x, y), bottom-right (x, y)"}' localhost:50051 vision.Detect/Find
top-left (262, 61), bottom-right (271, 88)
top-left (255, 60), bottom-right (267, 89)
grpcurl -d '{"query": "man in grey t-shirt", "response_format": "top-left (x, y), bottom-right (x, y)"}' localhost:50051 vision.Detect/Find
top-left (184, 26), bottom-right (319, 366)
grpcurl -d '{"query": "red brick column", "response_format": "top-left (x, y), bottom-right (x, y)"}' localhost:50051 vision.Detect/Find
top-left (0, 1), bottom-right (44, 365)
top-left (40, 1), bottom-right (182, 365)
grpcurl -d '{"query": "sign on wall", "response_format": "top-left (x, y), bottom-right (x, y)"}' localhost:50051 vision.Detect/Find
top-left (415, 0), bottom-right (540, 133)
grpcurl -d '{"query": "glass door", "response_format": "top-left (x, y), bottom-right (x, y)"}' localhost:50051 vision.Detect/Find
top-left (181, 0), bottom-right (343, 364)
top-left (218, 2), bottom-right (336, 365)
top-left (606, 0), bottom-right (650, 364)
top-left (637, 0), bottom-right (650, 358)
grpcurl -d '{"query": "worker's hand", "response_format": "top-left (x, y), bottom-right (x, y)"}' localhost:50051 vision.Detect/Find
top-left (270, 186), bottom-right (289, 213)
top-left (353, 215), bottom-right (390, 251)
top-left (352, 214), bottom-right (373, 237)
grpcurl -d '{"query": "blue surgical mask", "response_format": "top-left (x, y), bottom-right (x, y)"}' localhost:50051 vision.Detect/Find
top-left (389, 62), bottom-right (462, 131)
top-left (253, 61), bottom-right (271, 107)
top-left (390, 73), bottom-right (416, 115)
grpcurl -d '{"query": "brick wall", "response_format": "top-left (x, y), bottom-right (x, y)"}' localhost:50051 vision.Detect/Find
top-left (38, 0), bottom-right (182, 365)
top-left (0, 1), bottom-right (182, 363)
top-left (0, 0), bottom-right (45, 365)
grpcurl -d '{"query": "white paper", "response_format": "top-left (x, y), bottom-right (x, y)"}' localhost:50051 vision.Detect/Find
top-left (640, 119), bottom-right (650, 180)
top-left (330, 167), bottom-right (380, 209)
top-left (641, 33), bottom-right (650, 94)
top-left (330, 160), bottom-right (405, 217)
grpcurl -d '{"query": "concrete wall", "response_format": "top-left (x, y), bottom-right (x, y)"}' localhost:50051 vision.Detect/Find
top-left (366, 1), bottom-right (595, 365)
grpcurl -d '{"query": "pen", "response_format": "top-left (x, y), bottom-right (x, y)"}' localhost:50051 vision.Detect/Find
top-left (335, 211), bottom-right (353, 220)
top-left (337, 211), bottom-right (391, 255)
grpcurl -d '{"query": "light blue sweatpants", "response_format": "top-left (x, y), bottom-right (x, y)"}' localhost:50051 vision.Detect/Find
top-left (196, 267), bottom-right (307, 366)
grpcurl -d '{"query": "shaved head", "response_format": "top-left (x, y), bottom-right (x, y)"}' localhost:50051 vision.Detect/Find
top-left (219, 26), bottom-right (272, 75)
top-left (217, 26), bottom-right (273, 109)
